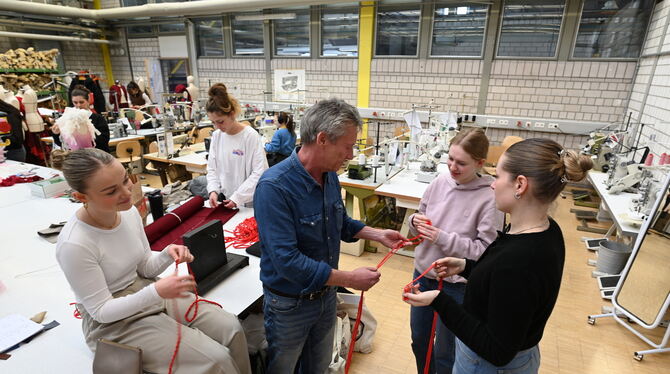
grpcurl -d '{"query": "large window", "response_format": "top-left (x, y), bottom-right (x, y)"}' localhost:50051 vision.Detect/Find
top-left (274, 13), bottom-right (310, 57)
top-left (197, 19), bottom-right (224, 57)
top-left (232, 14), bottom-right (265, 56)
top-left (431, 3), bottom-right (488, 57)
top-left (321, 9), bottom-right (359, 57)
top-left (574, 0), bottom-right (654, 58)
top-left (375, 6), bottom-right (421, 56)
top-left (498, 0), bottom-right (565, 58)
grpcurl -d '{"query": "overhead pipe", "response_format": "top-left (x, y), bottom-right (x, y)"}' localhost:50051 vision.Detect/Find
top-left (0, 0), bottom-right (353, 21)
top-left (0, 18), bottom-right (104, 34)
top-left (0, 31), bottom-right (117, 45)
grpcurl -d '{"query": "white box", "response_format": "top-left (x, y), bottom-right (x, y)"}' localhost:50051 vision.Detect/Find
top-left (29, 177), bottom-right (70, 198)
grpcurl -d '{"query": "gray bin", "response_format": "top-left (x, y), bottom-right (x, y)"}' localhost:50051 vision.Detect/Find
top-left (596, 240), bottom-right (632, 274)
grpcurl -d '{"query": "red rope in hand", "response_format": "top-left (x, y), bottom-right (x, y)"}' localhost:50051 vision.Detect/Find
top-left (168, 260), bottom-right (223, 374)
top-left (344, 234), bottom-right (425, 374)
top-left (224, 217), bottom-right (259, 249)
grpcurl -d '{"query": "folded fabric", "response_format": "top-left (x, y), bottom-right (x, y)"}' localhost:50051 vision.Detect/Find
top-left (0, 175), bottom-right (43, 187)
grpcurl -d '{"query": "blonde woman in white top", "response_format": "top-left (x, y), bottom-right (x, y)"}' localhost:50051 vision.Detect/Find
top-left (55, 148), bottom-right (251, 374)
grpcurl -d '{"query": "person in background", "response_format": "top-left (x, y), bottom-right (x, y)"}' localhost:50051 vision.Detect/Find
top-left (265, 111), bottom-right (297, 167)
top-left (51, 85), bottom-right (110, 153)
top-left (254, 98), bottom-right (407, 373)
top-left (404, 139), bottom-right (593, 374)
top-left (408, 128), bottom-right (503, 374)
top-left (127, 81), bottom-right (152, 110)
top-left (206, 83), bottom-right (267, 209)
top-left (56, 148), bottom-right (251, 374)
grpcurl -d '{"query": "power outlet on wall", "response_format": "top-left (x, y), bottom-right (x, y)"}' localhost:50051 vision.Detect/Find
top-left (535, 122), bottom-right (545, 128)
top-left (548, 123), bottom-right (559, 129)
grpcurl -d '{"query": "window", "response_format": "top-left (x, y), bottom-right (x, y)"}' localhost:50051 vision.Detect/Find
top-left (158, 22), bottom-right (185, 33)
top-left (127, 25), bottom-right (153, 36)
top-left (321, 9), bottom-right (359, 57)
top-left (232, 14), bottom-right (265, 56)
top-left (122, 0), bottom-right (146, 5)
top-left (431, 3), bottom-right (488, 57)
top-left (574, 0), bottom-right (654, 58)
top-left (375, 7), bottom-right (421, 56)
top-left (497, 0), bottom-right (565, 58)
top-left (274, 13), bottom-right (310, 57)
top-left (197, 19), bottom-right (224, 57)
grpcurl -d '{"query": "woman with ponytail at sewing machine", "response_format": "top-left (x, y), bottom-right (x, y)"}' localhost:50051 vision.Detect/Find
top-left (264, 111), bottom-right (297, 167)
top-left (205, 83), bottom-right (267, 209)
top-left (55, 148), bottom-right (251, 374)
top-left (404, 139), bottom-right (593, 374)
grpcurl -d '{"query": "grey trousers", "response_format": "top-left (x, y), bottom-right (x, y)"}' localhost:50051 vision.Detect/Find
top-left (79, 277), bottom-right (251, 374)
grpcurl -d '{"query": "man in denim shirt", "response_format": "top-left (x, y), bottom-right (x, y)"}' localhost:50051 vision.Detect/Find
top-left (254, 98), bottom-right (407, 374)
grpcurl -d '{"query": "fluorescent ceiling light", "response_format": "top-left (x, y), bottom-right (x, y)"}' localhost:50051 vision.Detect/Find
top-left (456, 7), bottom-right (468, 15)
top-left (235, 13), bottom-right (296, 21)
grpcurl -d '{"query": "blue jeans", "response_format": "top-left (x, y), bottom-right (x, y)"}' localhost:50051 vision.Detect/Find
top-left (410, 269), bottom-right (466, 374)
top-left (263, 286), bottom-right (337, 374)
top-left (454, 339), bottom-right (540, 374)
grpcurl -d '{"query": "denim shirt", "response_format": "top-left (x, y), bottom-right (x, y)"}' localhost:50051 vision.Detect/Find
top-left (254, 152), bottom-right (365, 295)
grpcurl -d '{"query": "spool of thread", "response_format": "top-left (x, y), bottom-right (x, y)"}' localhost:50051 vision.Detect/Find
top-left (148, 191), bottom-right (164, 221)
top-left (371, 155), bottom-right (380, 167)
top-left (644, 154), bottom-right (653, 166)
top-left (358, 153), bottom-right (366, 165)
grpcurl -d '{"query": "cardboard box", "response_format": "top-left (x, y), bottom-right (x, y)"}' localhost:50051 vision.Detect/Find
top-left (30, 177), bottom-right (70, 198)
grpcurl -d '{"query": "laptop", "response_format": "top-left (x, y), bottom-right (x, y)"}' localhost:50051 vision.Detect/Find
top-left (181, 219), bottom-right (249, 295)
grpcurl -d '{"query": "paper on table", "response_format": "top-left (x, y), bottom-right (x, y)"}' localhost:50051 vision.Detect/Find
top-left (0, 314), bottom-right (44, 353)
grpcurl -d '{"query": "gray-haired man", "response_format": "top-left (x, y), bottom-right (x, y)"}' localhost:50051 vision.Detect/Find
top-left (254, 98), bottom-right (407, 373)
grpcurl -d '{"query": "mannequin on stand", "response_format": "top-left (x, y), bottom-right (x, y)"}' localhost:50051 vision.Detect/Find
top-left (109, 80), bottom-right (129, 112)
top-left (185, 75), bottom-right (200, 120)
top-left (1, 84), bottom-right (22, 112)
top-left (17, 85), bottom-right (44, 133)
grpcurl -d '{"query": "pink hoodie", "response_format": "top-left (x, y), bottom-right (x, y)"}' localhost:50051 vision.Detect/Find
top-left (409, 172), bottom-right (504, 283)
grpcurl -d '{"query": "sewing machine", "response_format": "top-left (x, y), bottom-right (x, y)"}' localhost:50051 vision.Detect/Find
top-left (608, 163), bottom-right (644, 194)
top-left (258, 125), bottom-right (277, 143)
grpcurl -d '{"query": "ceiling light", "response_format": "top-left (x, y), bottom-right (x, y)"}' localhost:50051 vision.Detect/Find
top-left (456, 7), bottom-right (468, 15)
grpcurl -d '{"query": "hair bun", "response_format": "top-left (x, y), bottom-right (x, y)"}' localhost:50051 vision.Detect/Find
top-left (74, 84), bottom-right (87, 91)
top-left (563, 150), bottom-right (593, 182)
top-left (208, 83), bottom-right (228, 98)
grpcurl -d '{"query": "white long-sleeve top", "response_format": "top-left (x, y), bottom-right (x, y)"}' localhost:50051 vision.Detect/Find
top-left (55, 207), bottom-right (174, 323)
top-left (206, 126), bottom-right (268, 207)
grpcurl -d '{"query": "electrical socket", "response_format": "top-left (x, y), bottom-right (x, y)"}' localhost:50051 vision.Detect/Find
top-left (486, 119), bottom-right (497, 125)
top-left (525, 121), bottom-right (532, 127)
top-left (535, 122), bottom-right (545, 128)
top-left (499, 119), bottom-right (509, 125)
top-left (548, 123), bottom-right (559, 129)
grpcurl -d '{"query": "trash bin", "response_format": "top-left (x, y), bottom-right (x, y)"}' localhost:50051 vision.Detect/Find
top-left (596, 240), bottom-right (632, 274)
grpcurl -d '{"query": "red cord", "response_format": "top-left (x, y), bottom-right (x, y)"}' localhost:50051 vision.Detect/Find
top-left (224, 217), bottom-right (259, 249)
top-left (68, 302), bottom-right (81, 319)
top-left (345, 234), bottom-right (425, 374)
top-left (168, 260), bottom-right (223, 374)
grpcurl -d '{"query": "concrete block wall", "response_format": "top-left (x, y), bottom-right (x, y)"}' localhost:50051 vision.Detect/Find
top-left (197, 58), bottom-right (266, 101)
top-left (487, 60), bottom-right (635, 123)
top-left (626, 0), bottom-right (670, 158)
top-left (272, 59), bottom-right (358, 104)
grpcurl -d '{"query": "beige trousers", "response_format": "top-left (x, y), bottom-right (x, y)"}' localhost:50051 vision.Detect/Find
top-left (79, 277), bottom-right (251, 374)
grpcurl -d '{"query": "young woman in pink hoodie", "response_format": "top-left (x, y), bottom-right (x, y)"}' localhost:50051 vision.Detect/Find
top-left (408, 128), bottom-right (504, 374)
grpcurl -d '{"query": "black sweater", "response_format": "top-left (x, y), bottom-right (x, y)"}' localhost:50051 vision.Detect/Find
top-left (431, 218), bottom-right (565, 366)
top-left (53, 112), bottom-right (110, 153)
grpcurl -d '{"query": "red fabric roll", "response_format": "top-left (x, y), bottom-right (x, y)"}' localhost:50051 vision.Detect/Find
top-left (145, 195), bottom-right (238, 251)
top-left (144, 195), bottom-right (204, 244)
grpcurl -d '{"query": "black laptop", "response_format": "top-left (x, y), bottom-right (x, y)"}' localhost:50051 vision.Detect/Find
top-left (182, 220), bottom-right (249, 295)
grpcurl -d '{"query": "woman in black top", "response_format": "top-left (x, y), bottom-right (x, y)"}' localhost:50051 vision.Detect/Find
top-left (404, 138), bottom-right (593, 374)
top-left (52, 85), bottom-right (110, 153)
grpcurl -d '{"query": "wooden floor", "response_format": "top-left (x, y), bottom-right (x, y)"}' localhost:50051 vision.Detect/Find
top-left (141, 173), bottom-right (670, 373)
top-left (339, 191), bottom-right (670, 374)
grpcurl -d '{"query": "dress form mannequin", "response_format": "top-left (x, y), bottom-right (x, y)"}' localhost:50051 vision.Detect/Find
top-left (18, 85), bottom-right (44, 133)
top-left (185, 75), bottom-right (200, 120)
top-left (0, 85), bottom-right (21, 111)
top-left (109, 79), bottom-right (129, 112)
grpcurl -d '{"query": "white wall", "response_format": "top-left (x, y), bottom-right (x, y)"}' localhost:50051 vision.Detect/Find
top-left (626, 0), bottom-right (670, 158)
